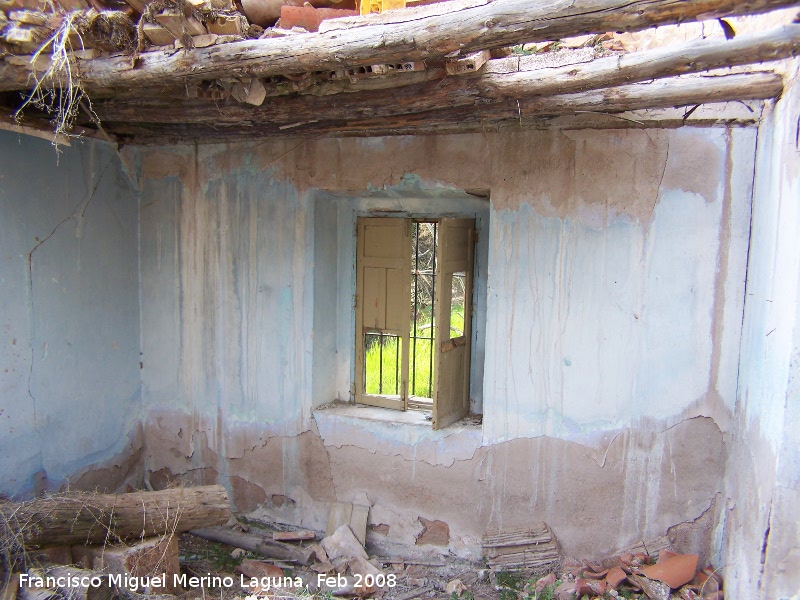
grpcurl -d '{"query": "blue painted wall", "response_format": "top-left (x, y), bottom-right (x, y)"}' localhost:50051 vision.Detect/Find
top-left (0, 132), bottom-right (141, 496)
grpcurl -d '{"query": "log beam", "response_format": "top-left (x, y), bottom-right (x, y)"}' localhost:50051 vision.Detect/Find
top-left (91, 62), bottom-right (785, 127)
top-left (1, 0), bottom-right (799, 91)
top-left (0, 485), bottom-right (233, 548)
top-left (96, 72), bottom-right (782, 140)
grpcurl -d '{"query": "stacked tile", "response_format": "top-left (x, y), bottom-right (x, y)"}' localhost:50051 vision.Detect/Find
top-left (482, 523), bottom-right (561, 571)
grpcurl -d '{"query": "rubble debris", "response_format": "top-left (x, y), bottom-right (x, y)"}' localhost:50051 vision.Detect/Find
top-left (629, 573), bottom-right (671, 600)
top-left (445, 578), bottom-right (467, 596)
top-left (321, 524), bottom-right (369, 562)
top-left (482, 523), bottom-right (560, 571)
top-left (533, 572), bottom-right (555, 594)
top-left (326, 501), bottom-right (370, 545)
top-left (75, 9), bottom-right (136, 52)
top-left (641, 551), bottom-right (698, 589)
top-left (576, 577), bottom-right (607, 596)
top-left (606, 564), bottom-right (627, 588)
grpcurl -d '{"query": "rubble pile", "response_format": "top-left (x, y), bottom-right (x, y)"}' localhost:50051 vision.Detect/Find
top-left (0, 486), bottom-right (726, 600)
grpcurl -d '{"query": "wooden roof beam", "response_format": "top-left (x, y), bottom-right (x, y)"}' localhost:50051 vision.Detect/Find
top-left (1, 0), bottom-right (799, 92)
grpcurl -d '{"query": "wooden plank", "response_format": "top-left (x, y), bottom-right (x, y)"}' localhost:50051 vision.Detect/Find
top-left (142, 22), bottom-right (176, 46)
top-left (2, 0), bottom-right (799, 92)
top-left (273, 530), bottom-right (316, 541)
top-left (326, 502), bottom-right (353, 538)
top-left (350, 504), bottom-right (369, 546)
top-left (154, 11), bottom-right (207, 38)
top-left (446, 49), bottom-right (490, 75)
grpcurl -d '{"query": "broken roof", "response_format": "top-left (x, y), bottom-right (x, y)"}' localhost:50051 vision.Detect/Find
top-left (0, 0), bottom-right (799, 145)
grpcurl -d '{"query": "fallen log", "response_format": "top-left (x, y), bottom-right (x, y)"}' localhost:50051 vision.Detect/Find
top-left (0, 0), bottom-right (798, 91)
top-left (0, 485), bottom-right (232, 548)
top-left (190, 527), bottom-right (315, 565)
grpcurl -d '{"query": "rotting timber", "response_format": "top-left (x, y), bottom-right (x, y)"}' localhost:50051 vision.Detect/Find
top-left (0, 0), bottom-right (799, 143)
top-left (2, 0), bottom-right (800, 92)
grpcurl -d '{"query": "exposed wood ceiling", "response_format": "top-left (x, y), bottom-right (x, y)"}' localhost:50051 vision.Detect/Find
top-left (0, 0), bottom-right (798, 145)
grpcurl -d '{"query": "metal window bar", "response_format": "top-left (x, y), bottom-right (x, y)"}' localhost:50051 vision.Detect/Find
top-left (409, 221), bottom-right (437, 401)
top-left (364, 332), bottom-right (400, 396)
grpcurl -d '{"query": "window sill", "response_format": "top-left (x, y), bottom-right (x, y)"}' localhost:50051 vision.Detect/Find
top-left (313, 402), bottom-right (482, 466)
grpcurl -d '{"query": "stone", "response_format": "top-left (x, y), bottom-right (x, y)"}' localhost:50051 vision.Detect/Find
top-left (321, 524), bottom-right (368, 562)
top-left (445, 579), bottom-right (467, 597)
top-left (641, 553), bottom-right (698, 589)
top-left (348, 556), bottom-right (382, 598)
top-left (628, 574), bottom-right (670, 600)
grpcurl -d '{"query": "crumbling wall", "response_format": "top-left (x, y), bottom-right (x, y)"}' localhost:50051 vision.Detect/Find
top-left (0, 132), bottom-right (142, 496)
top-left (137, 126), bottom-right (754, 561)
top-left (722, 58), bottom-right (800, 599)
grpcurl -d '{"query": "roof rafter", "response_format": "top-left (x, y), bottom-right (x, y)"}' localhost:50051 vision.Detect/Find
top-left (1, 0), bottom-right (799, 92)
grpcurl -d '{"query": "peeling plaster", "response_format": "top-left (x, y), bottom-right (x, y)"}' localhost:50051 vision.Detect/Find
top-left (134, 124), bottom-right (757, 562)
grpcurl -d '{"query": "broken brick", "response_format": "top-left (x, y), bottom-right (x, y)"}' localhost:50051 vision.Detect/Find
top-left (576, 578), bottom-right (606, 596)
top-left (553, 580), bottom-right (576, 600)
top-left (606, 566), bottom-right (627, 589)
top-left (641, 553), bottom-right (698, 589)
top-left (534, 573), bottom-right (556, 593)
top-left (582, 568), bottom-right (608, 579)
top-left (279, 6), bottom-right (357, 32)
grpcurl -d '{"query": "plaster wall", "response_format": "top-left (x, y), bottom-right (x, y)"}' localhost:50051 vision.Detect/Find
top-left (0, 132), bottom-right (142, 496)
top-left (723, 59), bottom-right (800, 600)
top-left (138, 126), bottom-right (754, 559)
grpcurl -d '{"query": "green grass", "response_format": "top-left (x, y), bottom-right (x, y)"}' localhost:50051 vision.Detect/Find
top-left (364, 304), bottom-right (466, 397)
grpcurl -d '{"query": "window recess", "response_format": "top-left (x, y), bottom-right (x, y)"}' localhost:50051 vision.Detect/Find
top-left (355, 216), bottom-right (475, 430)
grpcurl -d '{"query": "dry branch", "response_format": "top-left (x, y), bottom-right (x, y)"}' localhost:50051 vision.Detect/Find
top-left (1, 0), bottom-right (799, 91)
top-left (0, 485), bottom-right (232, 548)
top-left (190, 527), bottom-right (316, 565)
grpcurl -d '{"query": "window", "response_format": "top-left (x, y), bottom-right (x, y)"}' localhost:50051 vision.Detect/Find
top-left (354, 217), bottom-right (475, 429)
